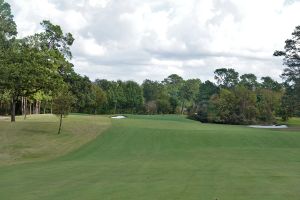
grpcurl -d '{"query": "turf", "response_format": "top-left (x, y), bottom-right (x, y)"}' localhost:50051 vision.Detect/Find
top-left (0, 114), bottom-right (111, 165)
top-left (0, 115), bottom-right (300, 200)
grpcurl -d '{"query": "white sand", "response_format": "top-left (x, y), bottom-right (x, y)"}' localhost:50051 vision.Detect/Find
top-left (111, 116), bottom-right (126, 119)
top-left (248, 125), bottom-right (288, 129)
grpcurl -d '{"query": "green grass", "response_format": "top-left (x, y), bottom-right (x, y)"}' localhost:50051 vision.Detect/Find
top-left (0, 115), bottom-right (300, 200)
top-left (0, 114), bottom-right (110, 165)
top-left (287, 117), bottom-right (300, 126)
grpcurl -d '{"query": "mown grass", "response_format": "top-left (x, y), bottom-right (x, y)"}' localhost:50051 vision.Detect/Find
top-left (0, 115), bottom-right (300, 200)
top-left (287, 117), bottom-right (300, 126)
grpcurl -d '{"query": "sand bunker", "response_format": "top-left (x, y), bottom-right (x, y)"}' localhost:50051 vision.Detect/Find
top-left (111, 116), bottom-right (126, 119)
top-left (248, 125), bottom-right (288, 129)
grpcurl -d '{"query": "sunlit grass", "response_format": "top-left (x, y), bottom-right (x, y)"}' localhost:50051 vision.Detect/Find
top-left (0, 115), bottom-right (299, 200)
top-left (0, 114), bottom-right (111, 165)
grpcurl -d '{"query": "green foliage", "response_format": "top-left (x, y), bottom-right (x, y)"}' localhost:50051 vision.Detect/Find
top-left (0, 89), bottom-right (10, 114)
top-left (179, 79), bottom-right (201, 103)
top-left (52, 88), bottom-right (75, 117)
top-left (214, 89), bottom-right (237, 123)
top-left (0, 0), bottom-right (297, 126)
top-left (156, 97), bottom-right (172, 114)
top-left (274, 25), bottom-right (300, 84)
top-left (260, 76), bottom-right (282, 92)
top-left (279, 86), bottom-right (295, 121)
top-left (256, 89), bottom-right (282, 123)
top-left (195, 85), bottom-right (281, 125)
top-left (178, 79), bottom-right (201, 114)
top-left (214, 68), bottom-right (239, 88)
top-left (0, 0), bottom-right (17, 40)
top-left (0, 38), bottom-right (66, 120)
top-left (0, 1), bottom-right (76, 122)
top-left (122, 81), bottom-right (144, 113)
top-left (274, 25), bottom-right (300, 118)
top-left (38, 20), bottom-right (74, 59)
top-left (163, 74), bottom-right (184, 113)
top-left (240, 73), bottom-right (258, 90)
top-left (90, 84), bottom-right (107, 114)
top-left (194, 81), bottom-right (219, 122)
top-left (142, 79), bottom-right (165, 102)
top-left (52, 87), bottom-right (75, 134)
top-left (66, 73), bottom-right (94, 113)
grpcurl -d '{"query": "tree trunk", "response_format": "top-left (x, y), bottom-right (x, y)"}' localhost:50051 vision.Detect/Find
top-left (24, 98), bottom-right (27, 120)
top-left (181, 101), bottom-right (185, 114)
top-left (50, 100), bottom-right (53, 114)
top-left (58, 114), bottom-right (63, 134)
top-left (43, 101), bottom-right (46, 114)
top-left (114, 102), bottom-right (117, 114)
top-left (21, 97), bottom-right (24, 115)
top-left (29, 103), bottom-right (31, 115)
top-left (35, 101), bottom-right (39, 114)
top-left (11, 98), bottom-right (16, 122)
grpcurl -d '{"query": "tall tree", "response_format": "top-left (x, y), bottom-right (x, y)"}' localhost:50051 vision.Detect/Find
top-left (163, 74), bottom-right (184, 113)
top-left (260, 76), bottom-right (282, 92)
top-left (0, 0), bottom-right (17, 40)
top-left (66, 72), bottom-right (94, 113)
top-left (109, 81), bottom-right (126, 114)
top-left (0, 40), bottom-right (64, 122)
top-left (0, 17), bottom-right (75, 122)
top-left (256, 89), bottom-right (282, 123)
top-left (213, 87), bottom-right (257, 124)
top-left (279, 83), bottom-right (296, 121)
top-left (90, 84), bottom-right (107, 114)
top-left (142, 79), bottom-right (165, 102)
top-left (122, 81), bottom-right (143, 113)
top-left (274, 25), bottom-right (300, 117)
top-left (240, 73), bottom-right (258, 90)
top-left (179, 79), bottom-right (201, 114)
top-left (214, 68), bottom-right (239, 88)
top-left (194, 81), bottom-right (219, 122)
top-left (35, 20), bottom-right (74, 59)
top-left (274, 25), bottom-right (300, 84)
top-left (0, 0), bottom-right (17, 119)
top-left (142, 79), bottom-right (168, 114)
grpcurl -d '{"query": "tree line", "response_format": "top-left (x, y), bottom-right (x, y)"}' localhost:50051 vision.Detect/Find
top-left (0, 0), bottom-right (299, 125)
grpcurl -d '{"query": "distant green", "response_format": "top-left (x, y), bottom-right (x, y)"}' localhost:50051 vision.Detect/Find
top-left (0, 115), bottom-right (300, 200)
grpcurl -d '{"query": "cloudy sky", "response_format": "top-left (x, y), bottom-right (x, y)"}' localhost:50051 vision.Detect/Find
top-left (7, 0), bottom-right (300, 82)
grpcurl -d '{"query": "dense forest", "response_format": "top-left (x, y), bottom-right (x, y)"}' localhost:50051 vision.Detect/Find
top-left (0, 0), bottom-right (299, 124)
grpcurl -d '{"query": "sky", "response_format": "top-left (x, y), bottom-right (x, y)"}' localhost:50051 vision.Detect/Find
top-left (6, 0), bottom-right (300, 83)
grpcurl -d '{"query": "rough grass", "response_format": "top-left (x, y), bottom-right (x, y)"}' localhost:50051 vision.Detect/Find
top-left (0, 114), bottom-right (111, 165)
top-left (0, 115), bottom-right (300, 200)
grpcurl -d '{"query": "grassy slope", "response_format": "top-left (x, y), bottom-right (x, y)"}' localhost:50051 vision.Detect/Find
top-left (0, 115), bottom-right (300, 200)
top-left (0, 114), bottom-right (111, 165)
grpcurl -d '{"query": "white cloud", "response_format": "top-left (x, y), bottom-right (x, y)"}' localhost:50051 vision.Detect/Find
top-left (76, 37), bottom-right (106, 57)
top-left (88, 0), bottom-right (111, 8)
top-left (63, 10), bottom-right (88, 32)
top-left (6, 0), bottom-right (300, 83)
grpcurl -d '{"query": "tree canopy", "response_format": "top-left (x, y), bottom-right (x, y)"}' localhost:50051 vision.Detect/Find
top-left (0, 0), bottom-right (299, 126)
top-left (274, 25), bottom-right (300, 118)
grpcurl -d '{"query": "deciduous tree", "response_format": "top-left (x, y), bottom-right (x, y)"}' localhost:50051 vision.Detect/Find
top-left (52, 87), bottom-right (75, 134)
